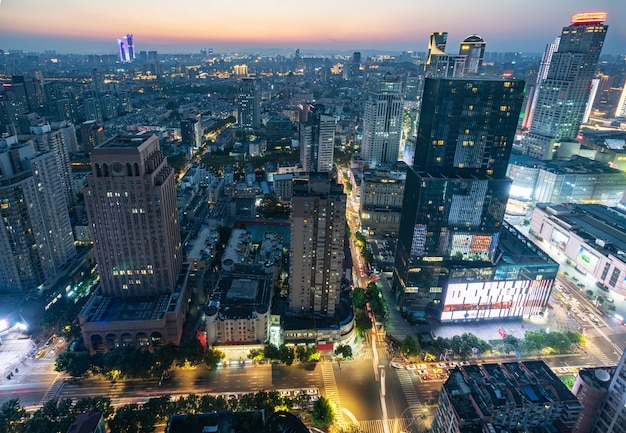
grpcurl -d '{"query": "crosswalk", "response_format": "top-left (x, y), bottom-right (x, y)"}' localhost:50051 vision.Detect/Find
top-left (357, 418), bottom-right (414, 433)
top-left (396, 370), bottom-right (422, 418)
top-left (320, 363), bottom-right (345, 424)
top-left (40, 376), bottom-right (63, 404)
top-left (585, 340), bottom-right (614, 365)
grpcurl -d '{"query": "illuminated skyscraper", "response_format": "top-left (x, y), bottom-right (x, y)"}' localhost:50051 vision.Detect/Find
top-left (84, 135), bottom-right (182, 297)
top-left (521, 37), bottom-right (560, 130)
top-left (459, 35), bottom-right (486, 75)
top-left (237, 76), bottom-right (261, 129)
top-left (299, 105), bottom-right (336, 173)
top-left (290, 173), bottom-right (346, 317)
top-left (520, 12), bottom-right (608, 160)
top-left (393, 77), bottom-right (526, 319)
top-left (426, 32), bottom-right (447, 66)
top-left (0, 138), bottom-right (75, 293)
top-left (116, 34), bottom-right (135, 62)
top-left (79, 135), bottom-right (187, 353)
top-left (360, 73), bottom-right (404, 167)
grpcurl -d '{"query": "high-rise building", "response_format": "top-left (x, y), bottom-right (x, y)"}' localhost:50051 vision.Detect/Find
top-left (180, 117), bottom-right (202, 149)
top-left (459, 34), bottom-right (486, 75)
top-left (360, 74), bottom-right (404, 167)
top-left (84, 135), bottom-right (182, 297)
top-left (30, 122), bottom-right (75, 207)
top-left (615, 80), bottom-right (626, 118)
top-left (290, 173), bottom-right (346, 317)
top-left (0, 137), bottom-right (75, 293)
top-left (426, 32), bottom-right (447, 67)
top-left (116, 34), bottom-right (135, 62)
top-left (591, 349), bottom-right (626, 432)
top-left (521, 37), bottom-right (560, 130)
top-left (79, 135), bottom-right (187, 353)
top-left (520, 12), bottom-right (608, 160)
top-left (424, 54), bottom-right (467, 78)
top-left (237, 76), bottom-right (261, 129)
top-left (393, 77), bottom-right (528, 320)
top-left (299, 105), bottom-right (336, 173)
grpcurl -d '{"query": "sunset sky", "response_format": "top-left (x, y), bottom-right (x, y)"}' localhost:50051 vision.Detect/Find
top-left (0, 0), bottom-right (624, 55)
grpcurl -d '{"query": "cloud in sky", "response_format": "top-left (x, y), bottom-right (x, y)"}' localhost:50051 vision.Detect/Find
top-left (0, 0), bottom-right (623, 54)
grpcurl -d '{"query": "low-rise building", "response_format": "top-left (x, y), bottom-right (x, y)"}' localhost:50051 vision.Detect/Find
top-left (530, 203), bottom-right (626, 298)
top-left (432, 361), bottom-right (582, 433)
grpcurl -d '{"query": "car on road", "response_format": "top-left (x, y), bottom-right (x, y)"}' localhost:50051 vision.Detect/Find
top-left (589, 315), bottom-right (600, 324)
top-left (448, 362), bottom-right (458, 368)
top-left (405, 364), bottom-right (417, 371)
top-left (307, 389), bottom-right (318, 395)
top-left (460, 361), bottom-right (470, 366)
top-left (578, 314), bottom-right (587, 322)
top-left (422, 374), bottom-right (433, 381)
top-left (437, 362), bottom-right (447, 368)
top-left (433, 368), bottom-right (444, 374)
top-left (390, 361), bottom-right (404, 369)
top-left (417, 364), bottom-right (428, 369)
top-left (556, 367), bottom-right (568, 374)
top-left (417, 369), bottom-right (428, 375)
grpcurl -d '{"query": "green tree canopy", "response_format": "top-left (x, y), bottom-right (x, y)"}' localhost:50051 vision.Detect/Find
top-left (311, 396), bottom-right (336, 428)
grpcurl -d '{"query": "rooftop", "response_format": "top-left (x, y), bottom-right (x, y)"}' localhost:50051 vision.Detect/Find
top-left (538, 203), bottom-right (626, 259)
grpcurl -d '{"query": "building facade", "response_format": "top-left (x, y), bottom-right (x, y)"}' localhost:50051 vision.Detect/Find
top-left (393, 77), bottom-right (534, 321)
top-left (459, 35), bottom-right (486, 75)
top-left (299, 105), bottom-right (336, 173)
top-left (360, 74), bottom-right (404, 167)
top-left (359, 164), bottom-right (406, 236)
top-left (0, 139), bottom-right (75, 292)
top-left (79, 135), bottom-right (187, 353)
top-left (290, 174), bottom-right (346, 317)
top-left (237, 76), bottom-right (261, 129)
top-left (520, 13), bottom-right (608, 160)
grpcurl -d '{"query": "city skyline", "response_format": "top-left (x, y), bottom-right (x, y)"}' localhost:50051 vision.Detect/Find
top-left (0, 0), bottom-right (624, 55)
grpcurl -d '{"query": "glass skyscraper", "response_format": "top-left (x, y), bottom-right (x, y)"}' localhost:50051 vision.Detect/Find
top-left (393, 77), bottom-right (525, 319)
top-left (520, 12), bottom-right (608, 160)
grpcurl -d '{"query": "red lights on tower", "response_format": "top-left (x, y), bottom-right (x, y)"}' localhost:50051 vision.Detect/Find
top-left (571, 12), bottom-right (607, 25)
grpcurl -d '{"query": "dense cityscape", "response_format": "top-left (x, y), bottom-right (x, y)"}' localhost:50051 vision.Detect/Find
top-left (0, 6), bottom-right (626, 433)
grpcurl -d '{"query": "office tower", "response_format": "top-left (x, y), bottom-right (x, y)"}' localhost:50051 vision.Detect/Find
top-left (426, 32), bottom-right (447, 67)
top-left (299, 105), bottom-right (336, 173)
top-left (432, 361), bottom-right (582, 432)
top-left (84, 135), bottom-right (182, 297)
top-left (290, 173), bottom-right (346, 317)
top-left (79, 137), bottom-right (187, 353)
top-left (126, 34), bottom-right (135, 61)
top-left (520, 12), bottom-right (608, 160)
top-left (360, 74), bottom-right (404, 167)
top-left (424, 54), bottom-right (467, 78)
top-left (237, 76), bottom-right (261, 129)
top-left (265, 114), bottom-right (293, 152)
top-left (0, 138), bottom-right (75, 293)
top-left (459, 35), bottom-right (486, 75)
top-left (117, 38), bottom-right (129, 63)
top-left (139, 50), bottom-right (148, 64)
top-left (521, 37), bottom-right (560, 130)
top-left (393, 77), bottom-right (525, 319)
top-left (116, 34), bottom-right (135, 62)
top-left (180, 118), bottom-right (201, 149)
top-left (591, 349), bottom-right (626, 432)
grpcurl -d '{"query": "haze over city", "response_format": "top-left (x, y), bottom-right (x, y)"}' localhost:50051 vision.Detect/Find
top-left (0, 0), bottom-right (624, 54)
